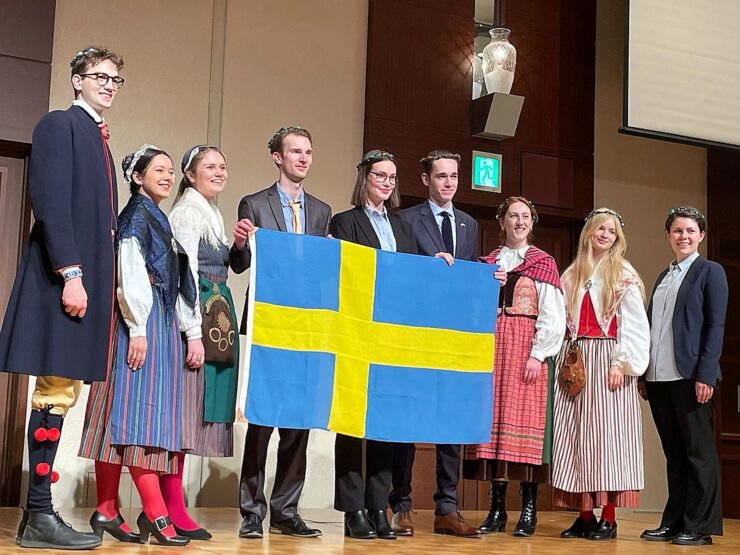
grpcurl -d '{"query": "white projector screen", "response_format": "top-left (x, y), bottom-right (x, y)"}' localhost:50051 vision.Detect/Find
top-left (623, 0), bottom-right (740, 150)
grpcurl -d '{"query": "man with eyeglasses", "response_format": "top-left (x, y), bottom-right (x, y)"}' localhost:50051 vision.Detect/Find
top-left (393, 149), bottom-right (482, 537)
top-left (0, 46), bottom-right (124, 549)
top-left (230, 126), bottom-right (331, 540)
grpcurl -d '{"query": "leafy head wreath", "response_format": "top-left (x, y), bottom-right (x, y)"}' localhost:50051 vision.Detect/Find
top-left (585, 208), bottom-right (625, 228)
top-left (357, 150), bottom-right (396, 170)
top-left (267, 126), bottom-right (307, 153)
top-left (419, 151), bottom-right (461, 165)
top-left (69, 47), bottom-right (101, 68)
top-left (496, 196), bottom-right (539, 224)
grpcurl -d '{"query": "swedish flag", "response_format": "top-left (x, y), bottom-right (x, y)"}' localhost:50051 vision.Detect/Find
top-left (244, 229), bottom-right (498, 443)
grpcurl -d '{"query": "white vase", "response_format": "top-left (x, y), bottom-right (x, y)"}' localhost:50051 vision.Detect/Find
top-left (482, 28), bottom-right (516, 94)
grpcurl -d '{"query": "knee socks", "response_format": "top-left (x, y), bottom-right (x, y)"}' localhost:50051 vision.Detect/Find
top-left (26, 409), bottom-right (63, 514)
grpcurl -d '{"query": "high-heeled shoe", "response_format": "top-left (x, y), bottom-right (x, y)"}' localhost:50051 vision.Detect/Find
top-left (173, 524), bottom-right (212, 540)
top-left (89, 510), bottom-right (141, 543)
top-left (136, 512), bottom-right (189, 546)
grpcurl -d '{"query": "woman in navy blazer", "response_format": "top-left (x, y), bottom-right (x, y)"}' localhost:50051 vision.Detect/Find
top-left (640, 207), bottom-right (728, 546)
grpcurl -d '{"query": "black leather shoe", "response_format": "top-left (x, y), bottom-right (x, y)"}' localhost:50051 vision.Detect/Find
top-left (16, 510), bottom-right (29, 544)
top-left (344, 510), bottom-right (377, 539)
top-left (587, 519), bottom-right (617, 540)
top-left (89, 510), bottom-right (141, 543)
top-left (18, 511), bottom-right (102, 550)
top-left (640, 525), bottom-right (680, 542)
top-left (672, 531), bottom-right (713, 545)
top-left (269, 515), bottom-right (322, 537)
top-left (479, 481), bottom-right (508, 533)
top-left (561, 515), bottom-right (598, 538)
top-left (173, 524), bottom-right (212, 540)
top-left (136, 512), bottom-right (189, 546)
top-left (367, 509), bottom-right (397, 540)
top-left (513, 482), bottom-right (538, 537)
top-left (239, 513), bottom-right (263, 539)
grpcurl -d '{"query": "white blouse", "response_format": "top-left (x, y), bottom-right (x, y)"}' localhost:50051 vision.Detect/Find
top-left (496, 245), bottom-right (566, 361)
top-left (563, 260), bottom-right (650, 376)
top-left (117, 237), bottom-right (202, 340)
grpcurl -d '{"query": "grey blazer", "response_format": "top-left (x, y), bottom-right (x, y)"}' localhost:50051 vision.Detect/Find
top-left (229, 182), bottom-right (332, 331)
top-left (397, 201), bottom-right (479, 261)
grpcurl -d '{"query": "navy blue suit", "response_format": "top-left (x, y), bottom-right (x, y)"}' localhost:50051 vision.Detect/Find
top-left (0, 106), bottom-right (117, 381)
top-left (646, 255), bottom-right (727, 536)
top-left (392, 201), bottom-right (480, 515)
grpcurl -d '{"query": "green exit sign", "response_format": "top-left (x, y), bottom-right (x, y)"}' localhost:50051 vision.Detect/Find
top-left (472, 151), bottom-right (502, 193)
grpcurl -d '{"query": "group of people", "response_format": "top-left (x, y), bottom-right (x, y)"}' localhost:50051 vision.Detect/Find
top-left (0, 45), bottom-right (727, 550)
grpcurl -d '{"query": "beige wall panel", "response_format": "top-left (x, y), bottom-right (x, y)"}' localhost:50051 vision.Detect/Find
top-left (595, 0), bottom-right (706, 513)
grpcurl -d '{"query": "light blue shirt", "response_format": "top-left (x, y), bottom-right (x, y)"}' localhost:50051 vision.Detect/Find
top-left (428, 200), bottom-right (456, 255)
top-left (363, 205), bottom-right (397, 252)
top-left (646, 251), bottom-right (700, 382)
top-left (276, 183), bottom-right (305, 234)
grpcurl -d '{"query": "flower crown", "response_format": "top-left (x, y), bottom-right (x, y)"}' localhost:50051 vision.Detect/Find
top-left (496, 196), bottom-right (538, 223)
top-left (419, 152), bottom-right (461, 166)
top-left (585, 208), bottom-right (624, 227)
top-left (267, 126), bottom-right (306, 152)
top-left (357, 150), bottom-right (396, 170)
top-left (70, 47), bottom-right (101, 68)
top-left (668, 206), bottom-right (706, 224)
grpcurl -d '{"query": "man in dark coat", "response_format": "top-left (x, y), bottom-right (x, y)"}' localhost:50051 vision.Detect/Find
top-left (393, 149), bottom-right (481, 537)
top-left (0, 46), bottom-right (123, 550)
top-left (230, 126), bottom-right (331, 540)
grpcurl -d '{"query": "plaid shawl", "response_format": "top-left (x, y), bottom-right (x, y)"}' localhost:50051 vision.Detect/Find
top-left (481, 245), bottom-right (562, 291)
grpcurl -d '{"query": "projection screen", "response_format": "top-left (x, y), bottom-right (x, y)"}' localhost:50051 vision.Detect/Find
top-left (622, 0), bottom-right (740, 150)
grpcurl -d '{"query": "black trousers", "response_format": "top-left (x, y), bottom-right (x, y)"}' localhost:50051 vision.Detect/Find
top-left (238, 423), bottom-right (309, 522)
top-left (646, 380), bottom-right (723, 535)
top-left (334, 434), bottom-right (395, 512)
top-left (389, 443), bottom-right (460, 515)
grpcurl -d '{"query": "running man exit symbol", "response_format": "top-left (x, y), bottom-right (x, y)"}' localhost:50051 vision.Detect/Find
top-left (472, 151), bottom-right (502, 193)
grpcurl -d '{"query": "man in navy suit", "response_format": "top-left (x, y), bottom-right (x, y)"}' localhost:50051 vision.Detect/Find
top-left (639, 207), bottom-right (728, 546)
top-left (392, 150), bottom-right (481, 537)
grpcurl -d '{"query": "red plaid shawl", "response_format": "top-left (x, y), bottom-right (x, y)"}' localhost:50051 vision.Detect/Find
top-left (481, 245), bottom-right (562, 291)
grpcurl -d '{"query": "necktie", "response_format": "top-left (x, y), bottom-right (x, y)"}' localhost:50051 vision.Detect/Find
top-left (98, 121), bottom-right (110, 141)
top-left (289, 201), bottom-right (302, 234)
top-left (441, 211), bottom-right (454, 255)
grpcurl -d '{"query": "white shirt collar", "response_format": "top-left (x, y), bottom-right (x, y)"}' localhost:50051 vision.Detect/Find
top-left (673, 251), bottom-right (700, 273)
top-left (72, 99), bottom-right (103, 123)
top-left (428, 199), bottom-right (454, 217)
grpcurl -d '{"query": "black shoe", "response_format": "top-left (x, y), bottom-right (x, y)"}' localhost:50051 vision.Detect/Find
top-left (367, 509), bottom-right (397, 540)
top-left (513, 482), bottom-right (538, 537)
top-left (136, 512), bottom-right (189, 546)
top-left (672, 531), bottom-right (713, 545)
top-left (479, 481), bottom-right (508, 533)
top-left (561, 515), bottom-right (598, 538)
top-left (16, 510), bottom-right (29, 544)
top-left (17, 511), bottom-right (102, 550)
top-left (173, 524), bottom-right (212, 540)
top-left (640, 525), bottom-right (680, 542)
top-left (269, 515), bottom-right (322, 538)
top-left (239, 512), bottom-right (263, 539)
top-left (586, 519), bottom-right (617, 541)
top-left (89, 510), bottom-right (141, 543)
top-left (344, 510), bottom-right (377, 539)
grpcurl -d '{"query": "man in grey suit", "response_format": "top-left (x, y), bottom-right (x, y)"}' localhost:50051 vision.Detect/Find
top-left (230, 126), bottom-right (331, 540)
top-left (393, 149), bottom-right (481, 537)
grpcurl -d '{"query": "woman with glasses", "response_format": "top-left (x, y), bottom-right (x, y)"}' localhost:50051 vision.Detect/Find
top-left (330, 150), bottom-right (452, 540)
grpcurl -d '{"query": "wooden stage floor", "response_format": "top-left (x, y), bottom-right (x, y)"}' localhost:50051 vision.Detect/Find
top-left (1, 508), bottom-right (737, 554)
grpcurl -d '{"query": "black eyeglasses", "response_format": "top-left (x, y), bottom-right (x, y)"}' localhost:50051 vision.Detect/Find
top-left (79, 72), bottom-right (125, 89)
top-left (368, 170), bottom-right (397, 185)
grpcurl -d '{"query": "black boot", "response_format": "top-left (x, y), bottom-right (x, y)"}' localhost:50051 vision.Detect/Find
top-left (18, 511), bottom-right (101, 550)
top-left (513, 482), bottom-right (538, 537)
top-left (479, 480), bottom-right (508, 533)
top-left (344, 510), bottom-right (377, 539)
top-left (367, 510), bottom-right (397, 540)
top-left (26, 408), bottom-right (63, 514)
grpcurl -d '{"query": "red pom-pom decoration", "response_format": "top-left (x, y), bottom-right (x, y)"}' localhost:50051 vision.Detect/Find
top-left (46, 427), bottom-right (61, 442)
top-left (35, 462), bottom-right (50, 477)
top-left (33, 428), bottom-right (48, 442)
top-left (50, 471), bottom-right (59, 483)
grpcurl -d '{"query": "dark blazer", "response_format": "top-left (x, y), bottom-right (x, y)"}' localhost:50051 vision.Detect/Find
top-left (330, 206), bottom-right (418, 255)
top-left (229, 183), bottom-right (332, 331)
top-left (0, 106), bottom-right (118, 381)
top-left (647, 256), bottom-right (728, 386)
top-left (397, 201), bottom-right (479, 261)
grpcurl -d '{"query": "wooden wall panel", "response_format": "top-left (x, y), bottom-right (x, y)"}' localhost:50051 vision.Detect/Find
top-left (0, 0), bottom-right (55, 62)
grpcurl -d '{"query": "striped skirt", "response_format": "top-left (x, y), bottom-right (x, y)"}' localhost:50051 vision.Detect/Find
top-left (79, 291), bottom-right (183, 473)
top-left (181, 362), bottom-right (233, 457)
top-left (466, 314), bottom-right (548, 467)
top-left (551, 337), bottom-right (643, 509)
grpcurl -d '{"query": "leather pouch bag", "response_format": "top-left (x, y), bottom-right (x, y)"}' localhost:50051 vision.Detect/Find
top-left (558, 341), bottom-right (586, 397)
top-left (202, 283), bottom-right (236, 364)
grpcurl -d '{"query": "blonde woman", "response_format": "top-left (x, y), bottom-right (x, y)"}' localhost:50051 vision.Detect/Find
top-left (552, 208), bottom-right (649, 541)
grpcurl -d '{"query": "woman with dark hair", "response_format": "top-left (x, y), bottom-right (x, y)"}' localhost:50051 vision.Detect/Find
top-left (639, 207), bottom-right (727, 546)
top-left (78, 145), bottom-right (200, 546)
top-left (464, 196), bottom-right (565, 537)
top-left (331, 150), bottom-right (450, 540)
top-left (165, 145), bottom-right (240, 539)
top-left (553, 208), bottom-right (649, 540)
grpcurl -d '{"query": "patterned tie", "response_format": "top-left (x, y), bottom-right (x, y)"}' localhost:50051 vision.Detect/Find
top-left (98, 121), bottom-right (110, 141)
top-left (289, 201), bottom-right (302, 234)
top-left (441, 211), bottom-right (454, 255)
